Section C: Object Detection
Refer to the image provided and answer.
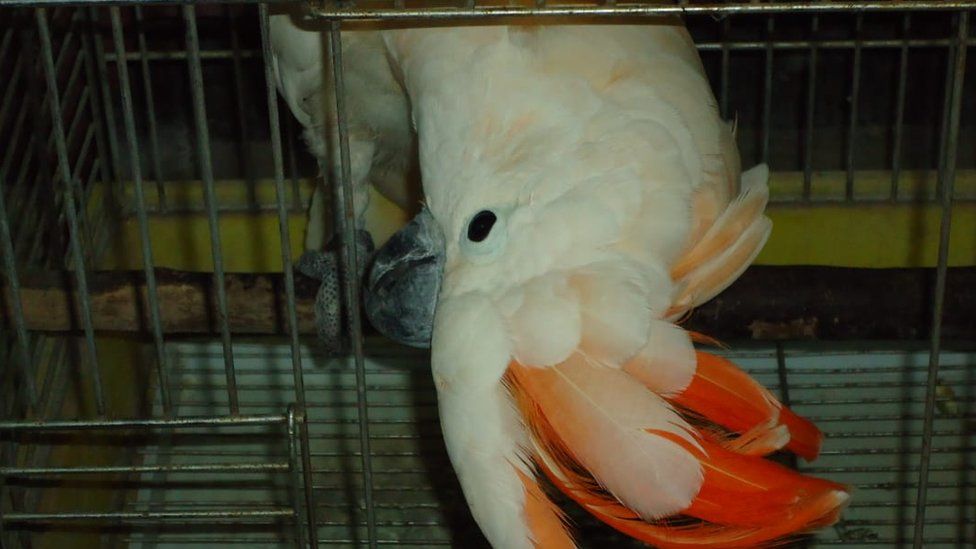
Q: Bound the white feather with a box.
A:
[622,319,697,396]
[431,293,535,549]
[509,273,580,367]
[534,353,704,519]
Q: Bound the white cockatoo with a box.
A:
[270,13,850,548]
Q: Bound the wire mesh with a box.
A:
[0,1,973,548]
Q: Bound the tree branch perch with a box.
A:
[0,267,973,341]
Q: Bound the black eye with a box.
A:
[466,210,497,242]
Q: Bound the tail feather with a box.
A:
[507,356,705,520]
[668,164,771,318]
[514,466,576,549]
[650,429,848,527]
[668,351,823,461]
[509,369,850,548]
[624,332,821,460]
[708,414,790,456]
[671,164,769,281]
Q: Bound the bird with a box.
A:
[270,14,851,547]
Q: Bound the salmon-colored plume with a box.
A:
[669,351,823,461]
[514,466,576,549]
[506,355,850,548]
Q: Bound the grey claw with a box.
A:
[295,230,377,356]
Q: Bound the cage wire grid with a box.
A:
[0,1,973,548]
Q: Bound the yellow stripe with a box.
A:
[759,203,975,268]
[95,172,976,271]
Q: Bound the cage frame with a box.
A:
[0,1,973,548]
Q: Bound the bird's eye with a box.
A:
[459,207,508,262]
[467,210,497,242]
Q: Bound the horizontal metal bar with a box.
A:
[122,537,302,544]
[697,37,976,51]
[2,0,970,15]
[104,49,260,62]
[0,0,291,5]
[2,462,289,476]
[0,414,288,432]
[3,509,295,522]
[97,37,976,68]
[309,2,976,21]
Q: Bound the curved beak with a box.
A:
[364,208,445,349]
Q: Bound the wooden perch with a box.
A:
[1,266,973,341]
[0,269,321,336]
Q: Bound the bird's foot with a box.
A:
[296,229,375,356]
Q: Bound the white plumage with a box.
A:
[272,17,848,549]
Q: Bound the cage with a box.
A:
[0,1,973,548]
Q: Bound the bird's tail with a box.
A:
[506,356,850,549]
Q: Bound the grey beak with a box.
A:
[364,208,445,349]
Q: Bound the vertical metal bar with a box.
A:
[0,55,26,174]
[21,26,57,253]
[0,495,5,548]
[775,344,799,473]
[845,13,864,202]
[761,16,774,165]
[286,406,307,548]
[110,7,172,416]
[934,24,958,202]
[258,2,306,429]
[35,8,105,416]
[134,6,167,212]
[258,6,318,548]
[283,111,302,211]
[803,16,819,200]
[78,9,114,189]
[297,406,319,547]
[0,27,13,75]
[913,12,967,549]
[228,6,255,208]
[891,13,911,201]
[88,8,123,188]
[183,4,239,415]
[719,16,730,120]
[0,172,37,413]
[328,21,377,549]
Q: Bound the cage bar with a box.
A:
[1,3,974,548]
[35,7,106,416]
[108,6,173,415]
[890,13,911,201]
[88,7,124,189]
[844,13,864,201]
[287,406,308,548]
[183,4,239,415]
[912,11,969,548]
[3,508,295,522]
[258,4,320,547]
[134,6,168,211]
[228,6,255,208]
[761,15,774,164]
[307,1,976,20]
[328,20,378,548]
[718,16,730,120]
[0,173,37,413]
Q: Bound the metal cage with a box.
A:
[0,1,973,548]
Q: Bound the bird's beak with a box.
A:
[364,208,445,349]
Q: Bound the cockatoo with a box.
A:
[272,12,850,548]
[268,5,423,348]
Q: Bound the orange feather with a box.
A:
[668,352,823,461]
[506,358,850,548]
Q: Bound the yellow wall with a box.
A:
[100,176,976,272]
